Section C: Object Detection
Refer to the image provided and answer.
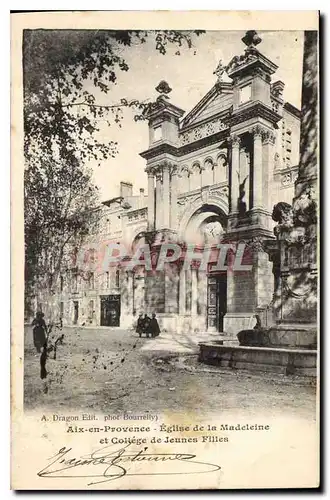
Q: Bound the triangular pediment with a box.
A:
[181,83,233,130]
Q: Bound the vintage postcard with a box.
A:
[11,11,320,490]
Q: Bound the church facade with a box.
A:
[48,31,301,335]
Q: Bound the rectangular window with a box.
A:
[105,271,109,289]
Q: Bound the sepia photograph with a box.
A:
[11,11,319,490]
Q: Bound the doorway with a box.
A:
[100,295,121,326]
[73,301,79,325]
[207,274,227,332]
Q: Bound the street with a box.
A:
[24,326,317,420]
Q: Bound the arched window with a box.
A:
[214,154,228,183]
[202,158,214,186]
[177,165,190,194]
[190,162,201,190]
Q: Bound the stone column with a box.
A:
[155,169,162,229]
[191,268,198,316]
[126,271,133,313]
[229,134,241,212]
[147,169,155,230]
[197,270,207,317]
[262,131,276,212]
[252,125,263,209]
[162,162,170,228]
[179,266,186,314]
[170,165,178,230]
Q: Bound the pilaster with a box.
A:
[155,169,163,229]
[228,134,241,213]
[251,125,264,209]
[146,168,155,230]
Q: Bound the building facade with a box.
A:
[48,31,302,335]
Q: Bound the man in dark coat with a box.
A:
[136,313,144,337]
[143,314,151,337]
[32,312,47,353]
[147,313,160,338]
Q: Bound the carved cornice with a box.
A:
[229,101,282,128]
[180,130,229,155]
[140,129,229,160]
[179,117,228,146]
[140,143,179,161]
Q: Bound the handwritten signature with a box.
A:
[37,444,221,485]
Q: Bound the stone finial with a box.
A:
[213,59,226,83]
[155,80,172,96]
[242,30,262,49]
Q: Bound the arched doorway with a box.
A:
[179,203,228,332]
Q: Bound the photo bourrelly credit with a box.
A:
[11,11,320,490]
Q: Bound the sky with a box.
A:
[90,30,304,201]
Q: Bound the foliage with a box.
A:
[23,29,204,305]
[23,29,204,164]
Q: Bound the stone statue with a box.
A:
[213,59,226,83]
[272,202,294,235]
[238,174,249,217]
[203,221,223,243]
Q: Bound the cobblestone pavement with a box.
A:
[24,326,317,420]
